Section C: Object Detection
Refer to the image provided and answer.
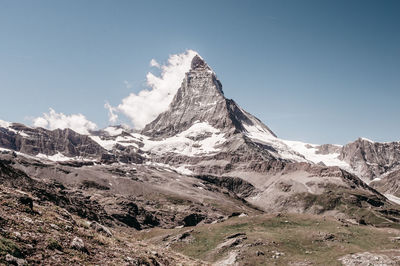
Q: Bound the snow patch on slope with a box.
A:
[243,123,275,141]
[0,147,88,163]
[0,120,11,128]
[360,137,375,143]
[145,162,193,175]
[36,152,74,162]
[243,123,308,162]
[0,120,30,137]
[90,135,140,150]
[385,194,400,205]
[142,122,226,156]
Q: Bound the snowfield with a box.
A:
[141,122,226,156]
[90,122,226,157]
[36,152,74,162]
[243,121,353,172]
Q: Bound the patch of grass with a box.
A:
[176,231,221,259]
[164,194,192,205]
[0,236,22,258]
[78,220,90,229]
[47,238,63,251]
[92,234,110,246]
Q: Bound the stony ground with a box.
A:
[0,184,206,265]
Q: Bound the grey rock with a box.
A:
[90,221,113,237]
[70,237,87,253]
[182,213,205,227]
[315,144,342,155]
[5,254,27,266]
[339,252,397,266]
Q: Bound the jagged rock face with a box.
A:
[339,138,400,181]
[142,55,275,139]
[0,123,106,158]
[371,169,400,197]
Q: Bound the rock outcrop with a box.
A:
[339,138,400,182]
[0,123,105,158]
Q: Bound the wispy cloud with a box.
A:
[123,80,133,89]
[104,102,118,124]
[150,59,160,68]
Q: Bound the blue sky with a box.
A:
[0,0,399,144]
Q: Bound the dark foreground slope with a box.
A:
[0,160,206,265]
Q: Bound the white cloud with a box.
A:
[104,102,118,124]
[150,59,160,68]
[33,108,97,135]
[116,49,198,129]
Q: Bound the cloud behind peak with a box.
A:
[116,49,198,129]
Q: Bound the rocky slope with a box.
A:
[0,162,207,265]
[371,168,400,198]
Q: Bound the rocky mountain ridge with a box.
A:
[1,54,399,210]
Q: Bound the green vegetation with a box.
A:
[0,237,22,258]
[164,194,192,205]
[47,238,63,251]
[143,214,400,265]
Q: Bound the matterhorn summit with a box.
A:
[142,54,276,141]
